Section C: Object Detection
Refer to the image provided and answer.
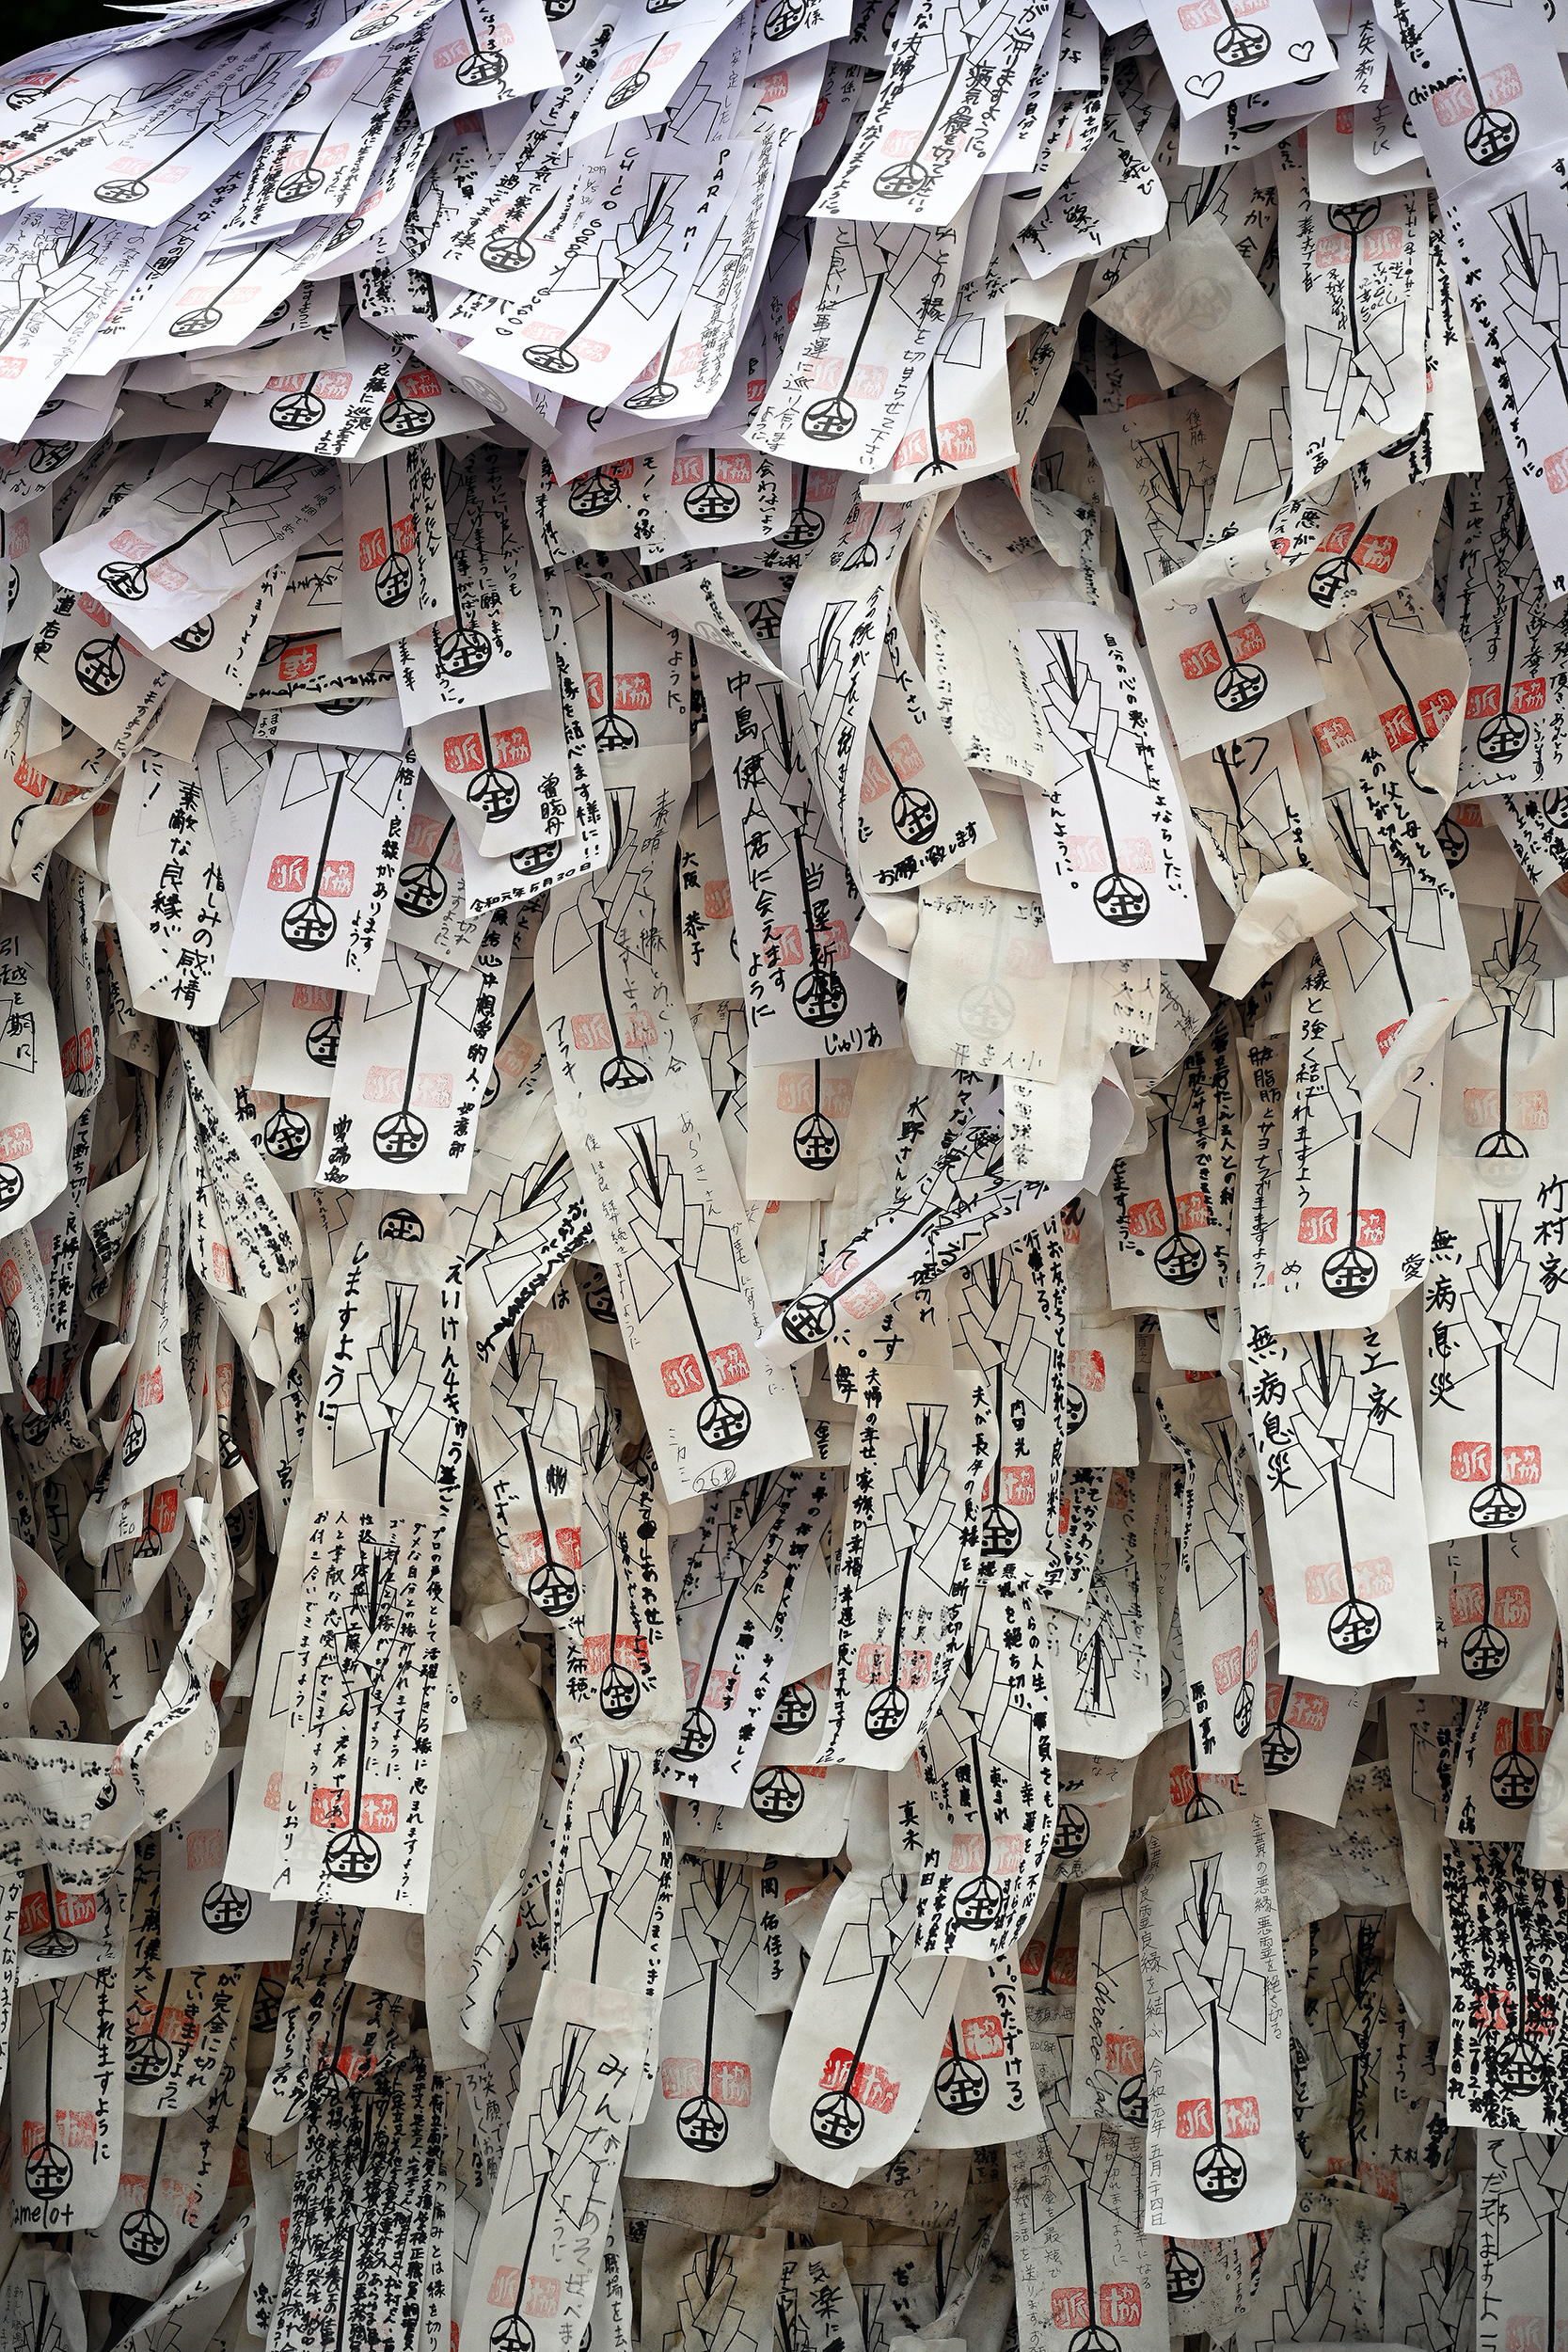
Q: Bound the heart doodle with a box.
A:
[1288,40,1315,57]
[1185,69,1224,96]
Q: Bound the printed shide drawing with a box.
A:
[0,0,1563,2331]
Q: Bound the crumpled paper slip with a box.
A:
[1088,211,1286,387]
[1212,866,1360,998]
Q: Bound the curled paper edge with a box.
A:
[1211,868,1359,1000]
